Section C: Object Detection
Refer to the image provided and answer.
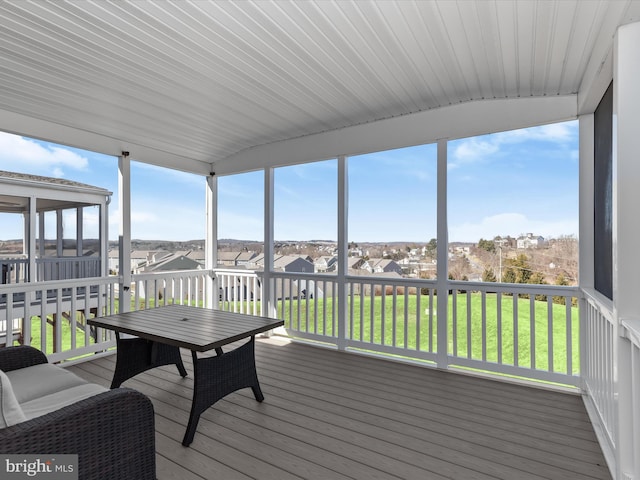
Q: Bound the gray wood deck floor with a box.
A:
[68,337,611,480]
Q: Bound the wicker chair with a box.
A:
[0,346,156,480]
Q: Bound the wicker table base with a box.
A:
[183,336,263,446]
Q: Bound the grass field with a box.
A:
[279,292,580,375]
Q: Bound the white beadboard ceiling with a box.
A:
[0,0,638,175]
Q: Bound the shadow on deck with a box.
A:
[68,338,610,480]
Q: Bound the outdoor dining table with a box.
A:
[88,304,283,446]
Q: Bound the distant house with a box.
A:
[368,258,403,275]
[517,233,545,249]
[273,255,314,273]
[133,253,204,300]
[217,251,240,267]
[347,257,367,271]
[217,250,257,267]
[135,253,202,274]
[236,251,256,266]
[185,250,206,266]
[314,255,337,272]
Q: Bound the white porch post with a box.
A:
[76,207,83,256]
[436,139,449,369]
[263,167,275,318]
[101,200,109,277]
[337,155,348,350]
[205,174,217,309]
[612,21,640,480]
[56,209,63,257]
[27,196,37,283]
[118,153,132,312]
[578,113,595,391]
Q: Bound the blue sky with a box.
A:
[0,119,578,243]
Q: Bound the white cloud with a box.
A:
[0,132,89,175]
[450,212,578,242]
[449,120,578,167]
[452,138,500,163]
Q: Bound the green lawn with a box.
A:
[279,292,579,375]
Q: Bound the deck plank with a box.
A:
[68,338,611,480]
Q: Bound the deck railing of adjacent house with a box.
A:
[0,269,215,364]
[38,256,102,281]
[215,269,581,388]
[0,257,27,284]
[1,256,102,284]
[0,276,118,364]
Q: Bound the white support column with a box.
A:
[27,197,37,283]
[100,201,109,278]
[205,174,217,309]
[263,167,275,318]
[38,211,45,259]
[436,139,449,369]
[578,113,595,390]
[56,209,63,257]
[337,155,348,350]
[118,153,132,312]
[613,21,640,480]
[76,207,83,256]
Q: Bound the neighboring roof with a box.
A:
[0,170,112,213]
[0,171,110,194]
[0,1,637,175]
[141,254,201,272]
[273,255,313,269]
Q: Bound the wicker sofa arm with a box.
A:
[0,388,156,480]
[0,345,48,372]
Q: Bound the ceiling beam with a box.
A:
[215,95,577,175]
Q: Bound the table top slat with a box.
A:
[88,305,283,352]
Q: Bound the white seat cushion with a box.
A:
[21,383,108,420]
[0,369,27,428]
[5,363,88,404]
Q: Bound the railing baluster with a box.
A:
[392,285,397,347]
[481,291,487,362]
[466,290,472,359]
[497,291,502,365]
[513,293,519,367]
[370,282,375,344]
[547,296,554,372]
[566,297,572,375]
[452,289,458,357]
[530,294,536,370]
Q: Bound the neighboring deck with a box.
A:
[68,337,611,480]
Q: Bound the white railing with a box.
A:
[131,269,214,309]
[0,269,215,364]
[269,271,340,344]
[448,281,580,386]
[0,267,583,388]
[0,276,118,364]
[216,268,263,316]
[213,269,581,387]
[620,318,640,479]
[582,288,616,463]
[38,257,102,281]
[0,257,28,284]
[1,256,101,284]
